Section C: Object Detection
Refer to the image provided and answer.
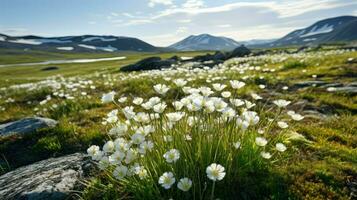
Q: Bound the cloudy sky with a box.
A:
[0,0,356,46]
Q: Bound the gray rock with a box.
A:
[329,86,357,94]
[346,82,357,87]
[228,45,251,58]
[0,153,91,200]
[294,81,327,88]
[120,56,176,71]
[302,110,328,119]
[0,117,57,137]
[320,83,343,88]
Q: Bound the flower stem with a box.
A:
[210,181,216,200]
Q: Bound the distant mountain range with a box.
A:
[260,15,357,48]
[0,16,356,52]
[168,34,240,51]
[0,34,161,52]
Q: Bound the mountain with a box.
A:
[169,34,240,51]
[0,34,162,52]
[239,39,277,46]
[265,16,357,47]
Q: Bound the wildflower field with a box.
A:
[0,47,356,200]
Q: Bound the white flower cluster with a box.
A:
[87,78,304,194]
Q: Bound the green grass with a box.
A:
[0,47,356,199]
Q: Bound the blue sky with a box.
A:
[0,0,356,46]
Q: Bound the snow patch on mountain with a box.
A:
[82,37,117,42]
[299,24,334,37]
[8,38,72,45]
[78,44,117,52]
[56,47,74,51]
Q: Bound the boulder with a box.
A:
[120,56,176,71]
[346,82,357,87]
[41,66,59,71]
[320,83,343,88]
[0,153,93,200]
[293,81,327,88]
[328,86,357,95]
[0,117,57,137]
[228,45,251,58]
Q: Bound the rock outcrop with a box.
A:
[0,117,58,137]
[120,56,176,71]
[0,153,93,200]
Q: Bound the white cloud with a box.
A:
[177,19,192,23]
[176,26,188,34]
[152,0,357,20]
[148,0,173,8]
[217,24,232,28]
[182,0,204,9]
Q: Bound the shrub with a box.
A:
[283,60,307,70]
[86,80,302,199]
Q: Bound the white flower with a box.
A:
[163,149,180,163]
[154,84,169,95]
[214,99,228,112]
[109,151,125,164]
[251,93,262,100]
[118,96,127,103]
[101,91,115,103]
[125,148,137,164]
[212,83,226,91]
[153,102,167,113]
[172,101,184,110]
[135,166,148,179]
[287,111,304,121]
[158,172,176,189]
[277,121,289,129]
[113,165,128,180]
[242,111,259,125]
[138,140,154,154]
[141,101,153,110]
[244,100,256,109]
[177,178,192,192]
[103,141,115,153]
[114,138,130,152]
[261,151,272,159]
[276,143,287,152]
[199,86,214,97]
[148,96,161,106]
[230,99,245,107]
[233,141,241,149]
[206,163,226,181]
[133,97,144,105]
[166,112,185,122]
[134,112,150,123]
[221,107,236,119]
[236,118,250,130]
[273,99,291,108]
[221,91,231,98]
[173,79,187,87]
[131,133,145,144]
[291,114,304,121]
[108,123,128,136]
[87,145,99,157]
[122,106,135,119]
[230,80,245,89]
[255,137,268,147]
